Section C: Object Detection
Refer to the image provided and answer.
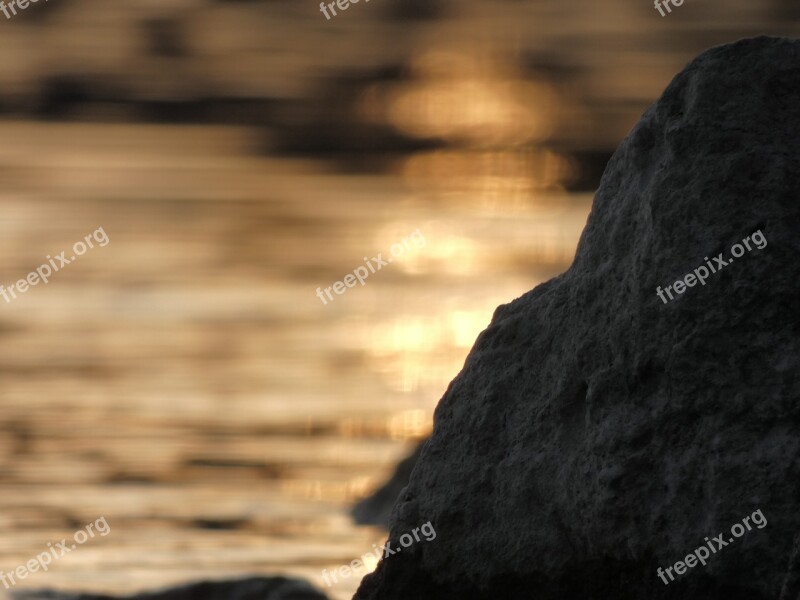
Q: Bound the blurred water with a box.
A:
[0,121,587,599]
[0,1,798,599]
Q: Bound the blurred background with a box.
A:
[0,1,799,599]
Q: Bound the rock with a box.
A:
[352,442,426,527]
[14,577,329,600]
[354,36,800,600]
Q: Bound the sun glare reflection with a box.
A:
[399,149,574,210]
[358,50,558,146]
[362,308,492,394]
[387,79,555,145]
[388,409,430,440]
[280,476,374,503]
[380,220,479,276]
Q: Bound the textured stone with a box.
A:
[15,577,328,600]
[355,36,800,600]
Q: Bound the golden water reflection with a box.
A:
[0,120,590,600]
[360,51,558,146]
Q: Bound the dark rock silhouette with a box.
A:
[15,577,328,600]
[352,442,425,527]
[354,36,800,600]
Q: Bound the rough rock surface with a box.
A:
[354,36,800,600]
[14,577,328,600]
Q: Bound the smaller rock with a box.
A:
[13,577,329,600]
[352,442,425,527]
